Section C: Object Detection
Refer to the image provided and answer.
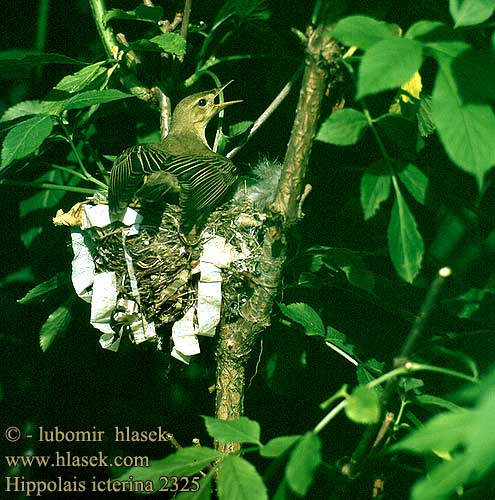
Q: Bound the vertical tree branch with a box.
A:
[214,2,340,454]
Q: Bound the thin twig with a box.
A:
[0,179,98,195]
[180,0,192,41]
[152,87,172,140]
[227,65,303,159]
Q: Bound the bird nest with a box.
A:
[83,198,266,331]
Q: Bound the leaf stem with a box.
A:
[314,400,347,434]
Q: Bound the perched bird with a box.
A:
[108,83,242,232]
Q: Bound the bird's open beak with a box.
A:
[214,80,243,110]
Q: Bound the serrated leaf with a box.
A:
[285,432,322,496]
[0,50,85,74]
[360,160,392,219]
[326,327,358,359]
[202,416,261,445]
[40,299,73,351]
[357,38,424,99]
[331,16,397,50]
[44,89,133,114]
[54,61,107,93]
[450,0,495,27]
[147,33,187,56]
[176,471,213,500]
[217,455,267,500]
[345,385,381,424]
[1,115,53,169]
[260,435,301,458]
[316,108,369,146]
[387,187,424,282]
[104,6,163,23]
[18,273,69,305]
[398,164,428,204]
[117,447,222,486]
[0,100,43,122]
[279,303,325,337]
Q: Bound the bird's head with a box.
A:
[170,81,242,144]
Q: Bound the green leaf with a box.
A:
[176,472,214,500]
[309,246,375,291]
[417,95,436,137]
[0,50,86,74]
[1,115,53,170]
[285,432,322,496]
[405,20,447,40]
[40,299,73,352]
[202,416,261,445]
[357,38,423,99]
[397,164,428,205]
[104,6,164,23]
[360,160,392,219]
[411,456,471,500]
[117,447,222,486]
[387,186,424,282]
[450,0,495,27]
[279,303,325,337]
[42,89,133,115]
[18,273,69,305]
[260,435,301,458]
[431,56,495,187]
[326,327,358,360]
[316,109,369,146]
[217,455,267,500]
[54,61,107,93]
[0,100,43,122]
[215,0,270,25]
[392,411,471,454]
[132,33,187,56]
[411,394,464,413]
[331,16,397,50]
[0,266,35,288]
[345,385,381,424]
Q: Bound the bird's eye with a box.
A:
[197,98,207,107]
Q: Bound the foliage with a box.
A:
[1,1,495,499]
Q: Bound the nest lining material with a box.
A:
[85,197,266,332]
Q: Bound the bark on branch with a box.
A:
[214,4,340,454]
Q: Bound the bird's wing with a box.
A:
[108,144,170,213]
[162,155,238,215]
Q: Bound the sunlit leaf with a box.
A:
[450,0,495,27]
[316,109,369,146]
[44,89,133,114]
[18,273,69,305]
[54,61,107,93]
[260,435,301,458]
[331,15,397,50]
[345,385,381,424]
[217,455,267,500]
[387,186,424,282]
[176,472,214,500]
[357,38,423,99]
[0,100,43,122]
[1,115,53,170]
[279,303,325,337]
[202,416,261,445]
[117,447,222,487]
[285,432,322,496]
[148,33,187,56]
